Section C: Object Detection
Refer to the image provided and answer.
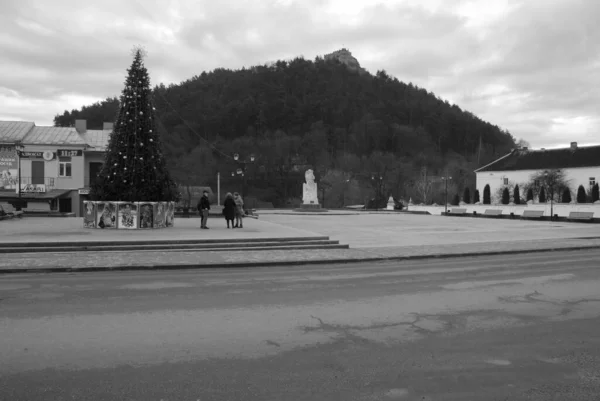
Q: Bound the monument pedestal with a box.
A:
[294,203,328,213]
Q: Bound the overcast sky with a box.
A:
[0,0,598,149]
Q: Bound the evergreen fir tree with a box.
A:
[501,187,510,204]
[473,189,480,203]
[463,187,471,204]
[526,188,534,202]
[562,188,572,203]
[576,185,587,203]
[90,48,179,202]
[513,184,521,204]
[539,186,546,203]
[452,193,460,206]
[483,184,491,204]
[593,183,600,202]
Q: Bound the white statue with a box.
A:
[302,169,319,205]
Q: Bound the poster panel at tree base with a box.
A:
[118,202,139,230]
[138,202,156,229]
[165,202,175,227]
[96,202,117,229]
[154,202,167,228]
[83,201,96,228]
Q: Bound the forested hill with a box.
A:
[54,52,516,207]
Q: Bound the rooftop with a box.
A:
[476,144,600,172]
[0,121,35,143]
[0,120,112,150]
[24,126,87,146]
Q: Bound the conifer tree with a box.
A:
[483,184,491,204]
[90,48,179,202]
[473,189,480,203]
[593,183,600,202]
[463,187,471,204]
[562,188,572,203]
[501,187,510,204]
[539,186,546,203]
[526,188,534,202]
[513,184,521,204]
[576,185,587,203]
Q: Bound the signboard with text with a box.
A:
[0,145,17,169]
[57,149,83,157]
[0,145,18,190]
[19,151,56,160]
[18,184,46,194]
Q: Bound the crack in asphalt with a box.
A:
[499,291,600,308]
[305,313,444,340]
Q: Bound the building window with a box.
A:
[59,161,72,177]
[590,177,596,187]
[503,177,509,185]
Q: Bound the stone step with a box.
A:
[0,236,331,248]
[0,242,349,254]
[0,238,346,254]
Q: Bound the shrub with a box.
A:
[562,188,572,203]
[474,189,480,203]
[452,193,460,206]
[483,185,491,204]
[463,187,471,204]
[593,183,600,202]
[577,185,587,203]
[526,188,534,202]
[539,186,546,203]
[501,187,510,205]
[513,185,521,204]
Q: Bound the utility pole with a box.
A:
[217,172,220,206]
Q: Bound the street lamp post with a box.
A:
[15,142,24,211]
[371,174,383,210]
[232,153,255,199]
[544,171,554,221]
[442,175,452,214]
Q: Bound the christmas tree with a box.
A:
[90,48,179,202]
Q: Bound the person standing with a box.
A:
[233,192,244,228]
[197,190,211,229]
[223,192,236,228]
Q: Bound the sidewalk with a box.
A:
[2,237,600,274]
[2,213,600,273]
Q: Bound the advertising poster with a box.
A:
[138,202,156,229]
[83,201,96,228]
[118,202,138,230]
[154,202,166,229]
[96,202,117,229]
[0,145,17,190]
[165,202,175,227]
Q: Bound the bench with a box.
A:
[448,208,467,215]
[521,210,544,219]
[568,211,594,221]
[483,209,503,217]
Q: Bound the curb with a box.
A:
[2,244,600,275]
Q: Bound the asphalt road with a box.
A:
[2,249,600,400]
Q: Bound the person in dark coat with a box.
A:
[197,190,211,229]
[222,192,236,228]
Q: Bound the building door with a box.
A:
[32,161,45,185]
[59,198,72,213]
[89,162,103,187]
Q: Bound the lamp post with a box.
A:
[232,153,255,199]
[544,171,554,221]
[371,174,383,210]
[442,175,452,214]
[15,142,24,211]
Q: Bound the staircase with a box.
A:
[0,236,349,254]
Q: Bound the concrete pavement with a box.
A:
[1,213,600,272]
[2,249,600,400]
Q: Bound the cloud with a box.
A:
[0,0,598,149]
